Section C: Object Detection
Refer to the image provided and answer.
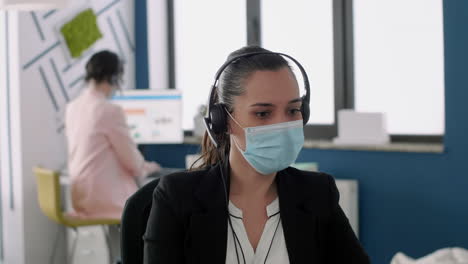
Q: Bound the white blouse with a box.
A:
[226,198,290,264]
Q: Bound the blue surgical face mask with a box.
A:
[227,111,304,175]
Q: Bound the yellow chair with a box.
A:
[33,167,120,264]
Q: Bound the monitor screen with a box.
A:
[111,89,183,144]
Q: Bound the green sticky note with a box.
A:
[60,8,102,58]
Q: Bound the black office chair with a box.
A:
[121,177,160,264]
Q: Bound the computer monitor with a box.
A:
[111,89,183,144]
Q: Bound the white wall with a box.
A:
[0,1,135,263]
[147,0,168,89]
[1,11,26,264]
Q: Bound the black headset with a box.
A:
[203,51,311,148]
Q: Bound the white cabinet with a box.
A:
[336,179,359,237]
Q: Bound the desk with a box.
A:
[60,167,183,186]
[140,167,183,185]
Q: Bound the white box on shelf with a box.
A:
[333,109,390,145]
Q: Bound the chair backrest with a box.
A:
[33,167,65,224]
[121,177,160,264]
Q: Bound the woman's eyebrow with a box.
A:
[249,98,302,107]
[288,98,302,104]
[250,103,274,107]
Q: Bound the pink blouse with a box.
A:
[65,88,146,219]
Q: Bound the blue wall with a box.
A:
[136,1,468,263]
[134,0,148,89]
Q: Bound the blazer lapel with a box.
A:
[189,163,229,264]
[277,169,321,264]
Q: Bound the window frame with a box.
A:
[167,0,444,143]
[347,0,443,143]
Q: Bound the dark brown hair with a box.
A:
[85,50,123,85]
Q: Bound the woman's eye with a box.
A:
[289,108,301,115]
[255,111,271,118]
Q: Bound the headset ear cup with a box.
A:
[210,104,228,134]
[301,97,310,125]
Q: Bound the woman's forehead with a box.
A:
[240,68,300,101]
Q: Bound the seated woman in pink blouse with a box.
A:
[65,50,160,220]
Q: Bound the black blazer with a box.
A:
[143,164,370,264]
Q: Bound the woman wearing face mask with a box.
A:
[143,46,370,264]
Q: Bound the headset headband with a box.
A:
[206,52,310,118]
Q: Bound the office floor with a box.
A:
[69,226,116,264]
